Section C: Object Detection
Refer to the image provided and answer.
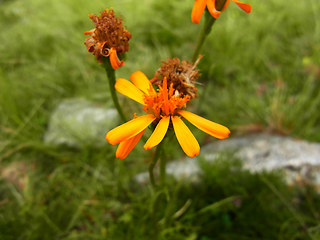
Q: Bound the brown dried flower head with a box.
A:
[151,57,201,99]
[84,9,132,69]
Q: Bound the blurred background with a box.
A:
[1,0,320,239]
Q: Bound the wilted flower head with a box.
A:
[151,57,201,99]
[106,71,230,159]
[192,0,251,24]
[84,9,132,69]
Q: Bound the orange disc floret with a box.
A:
[143,77,190,118]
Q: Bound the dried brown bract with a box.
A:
[151,57,201,99]
[84,9,132,69]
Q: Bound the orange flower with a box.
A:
[84,9,132,69]
[191,0,251,24]
[106,71,230,159]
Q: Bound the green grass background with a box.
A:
[1,0,320,239]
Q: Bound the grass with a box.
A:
[0,0,320,239]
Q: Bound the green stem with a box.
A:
[103,59,127,122]
[149,143,163,188]
[159,149,166,186]
[159,131,174,187]
[192,10,217,63]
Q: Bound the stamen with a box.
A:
[143,77,191,119]
[162,77,169,115]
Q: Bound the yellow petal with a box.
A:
[116,130,145,159]
[115,78,145,105]
[206,0,221,19]
[191,0,207,24]
[171,116,200,157]
[232,0,251,13]
[179,110,230,139]
[130,71,155,94]
[106,114,156,145]
[144,116,170,150]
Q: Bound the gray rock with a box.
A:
[44,99,119,147]
[202,134,320,168]
[136,134,320,187]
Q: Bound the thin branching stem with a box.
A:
[159,149,166,186]
[103,59,127,122]
[149,142,163,188]
[192,11,216,62]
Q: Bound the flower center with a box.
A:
[143,77,190,119]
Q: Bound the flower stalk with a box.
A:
[159,150,166,186]
[191,0,251,62]
[149,140,167,188]
[149,143,163,188]
[103,59,127,122]
[192,10,216,62]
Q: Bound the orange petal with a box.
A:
[162,77,169,115]
[130,71,155,94]
[106,114,156,145]
[144,116,170,150]
[232,0,251,13]
[179,110,230,139]
[221,0,231,11]
[84,29,95,35]
[115,78,145,105]
[206,0,221,19]
[116,130,145,159]
[191,0,207,24]
[109,48,125,69]
[171,116,200,157]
